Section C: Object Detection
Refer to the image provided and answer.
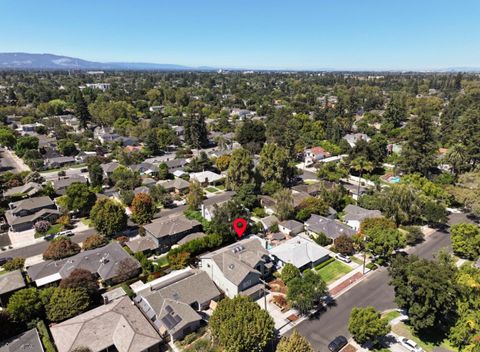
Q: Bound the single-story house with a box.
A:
[0,328,44,352]
[270,234,330,271]
[50,296,162,352]
[200,191,236,221]
[343,204,382,231]
[343,133,371,148]
[259,215,280,232]
[164,159,188,173]
[44,156,76,168]
[199,236,273,299]
[5,196,59,232]
[101,161,120,178]
[125,236,158,254]
[3,182,42,199]
[130,162,159,176]
[305,214,356,241]
[158,178,190,194]
[0,270,26,306]
[50,175,88,195]
[143,213,201,253]
[27,243,141,287]
[190,171,224,185]
[134,269,221,341]
[75,151,97,163]
[278,220,304,236]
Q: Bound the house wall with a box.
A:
[346,219,360,231]
[200,258,239,298]
[171,320,201,341]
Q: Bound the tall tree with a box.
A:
[235,120,266,154]
[350,157,374,203]
[90,199,127,237]
[274,188,295,221]
[131,193,156,224]
[258,143,292,186]
[348,306,390,345]
[73,90,90,128]
[226,148,256,191]
[64,182,96,215]
[186,180,204,210]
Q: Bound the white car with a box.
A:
[399,337,424,352]
[335,253,352,263]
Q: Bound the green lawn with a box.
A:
[216,185,225,190]
[205,187,219,193]
[350,255,364,265]
[316,260,353,284]
[382,310,401,322]
[34,223,62,238]
[392,322,458,352]
[304,180,319,185]
[81,217,93,227]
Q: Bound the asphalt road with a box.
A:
[292,214,461,352]
[0,147,29,173]
[0,228,96,260]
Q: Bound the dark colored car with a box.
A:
[328,335,348,352]
[0,257,13,266]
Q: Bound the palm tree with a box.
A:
[446,144,468,177]
[351,157,374,204]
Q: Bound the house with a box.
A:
[259,215,279,232]
[0,328,44,352]
[125,236,158,254]
[305,214,356,242]
[304,147,331,166]
[164,159,188,173]
[101,286,127,304]
[134,269,221,341]
[85,82,111,91]
[343,133,371,148]
[200,191,235,221]
[259,195,277,215]
[143,213,201,253]
[0,270,26,306]
[199,237,273,299]
[101,161,120,178]
[158,178,190,194]
[270,234,330,271]
[3,182,42,198]
[5,196,59,232]
[50,296,161,352]
[75,150,97,163]
[44,156,76,168]
[133,186,151,195]
[130,162,159,176]
[50,175,88,195]
[27,243,141,287]
[343,204,382,231]
[190,171,224,185]
[278,220,304,236]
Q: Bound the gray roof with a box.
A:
[0,328,44,352]
[305,214,356,239]
[5,208,60,226]
[343,204,382,222]
[270,234,330,269]
[164,159,187,169]
[9,196,54,212]
[27,243,140,283]
[158,178,190,191]
[51,297,160,352]
[279,219,304,231]
[126,236,158,253]
[200,238,268,286]
[136,270,220,336]
[101,161,120,174]
[202,191,236,208]
[260,215,279,229]
[0,270,26,295]
[50,176,87,190]
[144,214,200,239]
[130,162,159,173]
[3,182,42,197]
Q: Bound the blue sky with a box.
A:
[1,0,479,70]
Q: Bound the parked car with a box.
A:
[336,253,352,263]
[0,257,13,266]
[328,335,348,352]
[57,230,74,237]
[399,337,424,352]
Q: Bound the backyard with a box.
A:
[316,259,353,284]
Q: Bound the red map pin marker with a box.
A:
[233,218,247,238]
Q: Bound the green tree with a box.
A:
[131,192,156,224]
[274,188,294,221]
[15,135,39,157]
[364,225,404,263]
[286,270,327,315]
[235,120,266,154]
[383,94,407,128]
[281,263,301,284]
[158,162,169,180]
[233,183,258,210]
[258,143,292,185]
[57,139,78,156]
[351,157,374,203]
[59,268,98,296]
[388,255,457,332]
[90,199,127,236]
[348,306,390,345]
[276,330,313,352]
[7,288,43,323]
[88,163,103,187]
[451,223,480,260]
[184,115,209,148]
[46,287,91,322]
[73,89,90,127]
[2,257,25,271]
[209,296,275,352]
[186,180,204,210]
[64,182,96,215]
[226,148,256,191]
[215,154,231,171]
[82,234,108,250]
[0,127,16,148]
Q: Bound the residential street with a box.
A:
[0,147,30,173]
[291,214,462,352]
[0,228,95,260]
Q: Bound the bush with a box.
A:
[311,232,332,246]
[2,257,25,271]
[333,235,355,255]
[46,288,91,322]
[281,263,300,284]
[314,257,335,271]
[43,237,81,260]
[82,234,108,250]
[34,220,51,234]
[404,226,424,245]
[366,262,378,271]
[37,320,57,352]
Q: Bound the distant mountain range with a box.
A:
[0,53,216,71]
[0,52,479,72]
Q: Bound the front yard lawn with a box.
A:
[382,310,401,322]
[392,322,458,352]
[34,223,62,238]
[205,187,219,193]
[316,259,353,284]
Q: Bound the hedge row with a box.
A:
[314,257,335,271]
[37,320,57,352]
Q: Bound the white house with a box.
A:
[190,171,224,185]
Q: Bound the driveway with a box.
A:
[0,147,30,173]
[290,214,459,351]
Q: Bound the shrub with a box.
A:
[43,237,81,260]
[314,257,335,271]
[34,220,51,234]
[2,257,25,271]
[46,287,91,322]
[334,235,355,255]
[311,232,332,246]
[82,234,108,250]
[404,226,424,245]
[37,320,56,352]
